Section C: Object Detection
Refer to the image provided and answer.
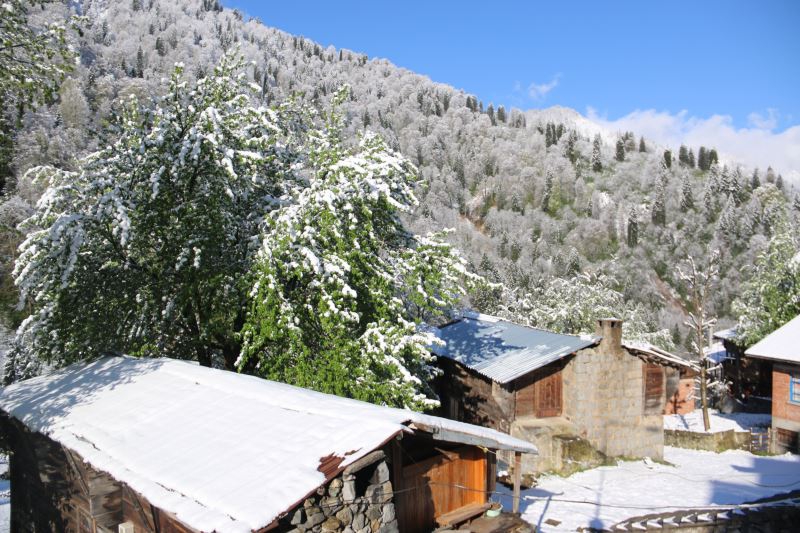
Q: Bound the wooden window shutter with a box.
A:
[643,363,663,414]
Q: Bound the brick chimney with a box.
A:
[596,317,623,354]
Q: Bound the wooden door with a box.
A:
[396,446,487,532]
[535,370,562,417]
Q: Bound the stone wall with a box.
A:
[562,343,664,460]
[664,429,751,452]
[279,451,398,533]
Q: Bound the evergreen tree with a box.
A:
[615,138,625,162]
[591,134,602,172]
[708,148,719,166]
[156,36,167,56]
[663,149,672,168]
[766,166,776,184]
[678,145,689,166]
[680,172,694,210]
[639,137,646,153]
[651,181,666,225]
[487,104,496,126]
[565,130,578,164]
[542,170,554,213]
[750,168,761,190]
[627,207,639,247]
[776,174,784,190]
[697,146,708,171]
[135,46,145,78]
[496,105,506,123]
[688,148,696,168]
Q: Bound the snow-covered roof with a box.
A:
[0,357,536,533]
[745,315,800,364]
[622,341,699,371]
[432,313,598,383]
[713,327,738,341]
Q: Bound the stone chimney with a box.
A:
[596,317,623,355]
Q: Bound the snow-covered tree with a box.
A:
[239,93,479,410]
[675,252,721,431]
[733,230,800,347]
[6,53,299,380]
[488,273,673,349]
[591,134,602,172]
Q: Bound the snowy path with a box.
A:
[497,446,800,532]
[664,409,771,433]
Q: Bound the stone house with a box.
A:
[745,314,800,453]
[432,314,695,474]
[0,356,536,533]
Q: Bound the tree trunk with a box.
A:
[700,364,711,431]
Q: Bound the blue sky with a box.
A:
[224,1,798,130]
[223,1,800,178]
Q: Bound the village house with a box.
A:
[432,314,695,474]
[745,314,800,453]
[713,327,772,408]
[0,356,536,533]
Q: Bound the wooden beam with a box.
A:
[512,451,521,514]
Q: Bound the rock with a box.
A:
[378,523,398,533]
[366,505,382,521]
[381,503,395,523]
[321,517,342,532]
[307,511,325,528]
[342,480,357,502]
[369,462,390,485]
[290,507,306,525]
[336,507,353,525]
[370,519,381,532]
[322,496,343,515]
[352,513,366,530]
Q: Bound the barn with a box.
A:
[432,314,695,473]
[0,356,536,532]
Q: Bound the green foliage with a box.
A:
[733,231,800,347]
[239,104,479,409]
[7,53,298,379]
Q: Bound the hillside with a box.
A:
[1,0,798,352]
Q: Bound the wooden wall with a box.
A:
[1,411,196,533]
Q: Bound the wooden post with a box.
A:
[512,451,521,514]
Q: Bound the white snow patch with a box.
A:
[499,446,800,532]
[664,409,771,434]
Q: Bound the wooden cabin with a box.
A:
[745,315,800,453]
[433,314,695,474]
[0,357,536,533]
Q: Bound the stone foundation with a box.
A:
[279,451,399,533]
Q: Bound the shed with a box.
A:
[0,356,536,532]
[433,314,693,473]
[745,314,800,453]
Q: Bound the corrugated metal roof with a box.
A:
[432,314,598,383]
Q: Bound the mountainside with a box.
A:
[2,0,799,352]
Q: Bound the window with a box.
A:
[790,375,800,404]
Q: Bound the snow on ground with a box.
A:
[0,454,8,533]
[497,446,800,532]
[664,409,771,433]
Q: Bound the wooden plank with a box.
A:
[535,369,562,417]
[512,451,521,514]
[435,501,491,527]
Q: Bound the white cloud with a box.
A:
[585,108,800,184]
[528,74,561,100]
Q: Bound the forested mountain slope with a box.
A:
[1,0,798,352]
